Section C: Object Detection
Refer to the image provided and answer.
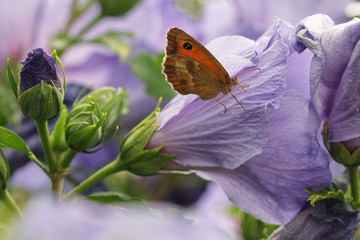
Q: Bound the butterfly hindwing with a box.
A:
[163,54,222,100]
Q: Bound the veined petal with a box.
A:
[195,91,332,224]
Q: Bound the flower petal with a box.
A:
[149,98,268,169]
[195,91,332,224]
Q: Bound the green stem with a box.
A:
[60,149,79,169]
[35,121,57,174]
[348,166,359,204]
[0,189,24,219]
[64,160,125,199]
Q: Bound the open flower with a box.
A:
[295,15,360,151]
[148,19,290,169]
[147,20,332,224]
[194,92,332,224]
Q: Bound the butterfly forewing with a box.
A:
[164,27,230,84]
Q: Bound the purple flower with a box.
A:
[148,19,290,169]
[146,20,333,224]
[6,196,232,240]
[268,199,360,240]
[194,92,332,224]
[20,48,61,94]
[295,15,360,149]
[200,0,352,40]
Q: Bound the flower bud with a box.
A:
[120,99,173,176]
[65,103,106,152]
[77,87,127,131]
[18,48,63,121]
[322,122,360,166]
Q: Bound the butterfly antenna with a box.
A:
[229,91,245,111]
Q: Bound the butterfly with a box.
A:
[162,27,255,113]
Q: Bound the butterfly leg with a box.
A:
[216,94,227,114]
[229,91,246,111]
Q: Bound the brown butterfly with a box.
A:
[162,27,253,113]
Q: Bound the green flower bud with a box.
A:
[77,87,127,131]
[323,121,360,166]
[65,102,106,152]
[120,99,173,176]
[18,48,63,122]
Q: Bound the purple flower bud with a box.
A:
[20,48,61,94]
[268,200,360,240]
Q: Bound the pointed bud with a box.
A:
[323,122,360,166]
[18,48,63,121]
[65,102,106,152]
[120,99,174,176]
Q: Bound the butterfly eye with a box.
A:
[183,42,192,50]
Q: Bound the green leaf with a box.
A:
[129,53,176,99]
[98,0,140,17]
[6,58,18,99]
[0,127,31,155]
[0,150,10,191]
[87,191,145,204]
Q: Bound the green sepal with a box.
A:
[18,81,63,122]
[87,191,145,205]
[51,49,66,93]
[305,184,358,208]
[129,52,176,98]
[51,105,68,152]
[0,126,31,155]
[120,98,174,175]
[125,146,174,176]
[120,98,161,159]
[6,58,19,99]
[0,150,10,192]
[322,121,360,166]
[77,87,128,130]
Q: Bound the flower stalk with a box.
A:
[64,160,125,198]
[348,166,359,205]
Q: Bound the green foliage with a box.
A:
[0,127,31,155]
[230,207,278,240]
[129,53,176,99]
[97,0,140,17]
[0,151,10,191]
[87,191,145,205]
[93,32,133,61]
